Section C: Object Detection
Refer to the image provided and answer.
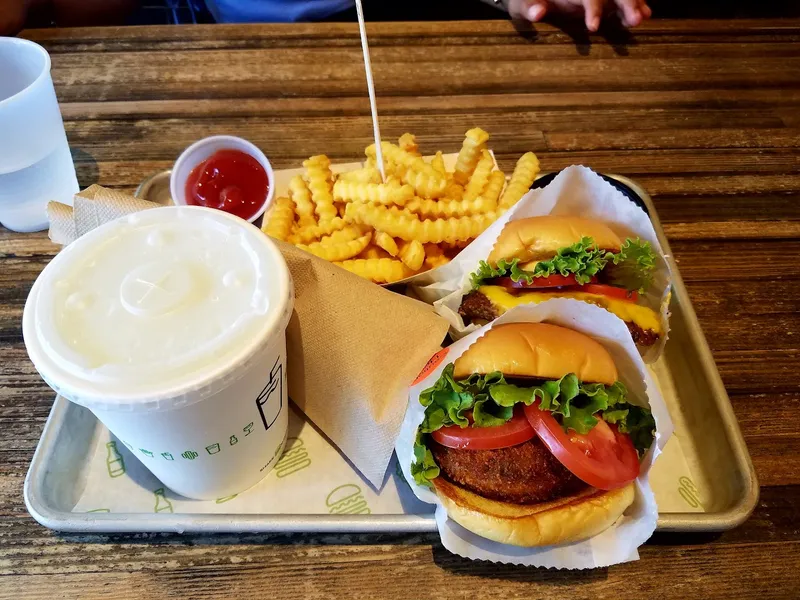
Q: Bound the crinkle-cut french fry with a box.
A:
[333,179,413,207]
[303,154,338,224]
[289,175,317,228]
[338,167,382,184]
[499,151,540,209]
[367,142,446,194]
[481,169,506,208]
[289,216,347,244]
[402,168,447,199]
[453,127,489,185]
[444,180,464,201]
[406,195,496,219]
[398,239,425,271]
[398,133,420,156]
[463,149,494,201]
[334,258,414,284]
[317,225,363,246]
[297,231,372,262]
[424,253,450,270]
[358,244,393,260]
[263,196,295,241]
[337,202,347,218]
[374,231,399,256]
[344,203,496,244]
[430,151,446,176]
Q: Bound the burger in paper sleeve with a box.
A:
[410,321,657,547]
[458,216,662,349]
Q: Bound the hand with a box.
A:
[508,0,652,32]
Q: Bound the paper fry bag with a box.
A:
[395,299,674,568]
[47,186,450,487]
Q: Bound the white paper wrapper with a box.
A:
[396,299,674,568]
[420,166,672,363]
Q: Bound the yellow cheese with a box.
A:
[478,285,662,334]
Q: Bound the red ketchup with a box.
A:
[185,149,269,221]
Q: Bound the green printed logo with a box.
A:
[206,443,221,455]
[215,494,238,504]
[123,441,134,451]
[139,449,154,458]
[243,422,254,436]
[153,487,174,513]
[87,508,111,513]
[275,437,311,478]
[678,476,703,509]
[229,435,238,446]
[105,441,126,478]
[326,484,371,515]
[161,452,174,461]
[181,450,199,460]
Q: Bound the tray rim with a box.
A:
[24,173,759,534]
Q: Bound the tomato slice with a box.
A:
[431,409,535,450]
[494,274,597,289]
[579,284,639,303]
[523,402,640,490]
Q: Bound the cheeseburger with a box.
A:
[411,322,655,547]
[459,216,661,347]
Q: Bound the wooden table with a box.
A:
[1,19,799,599]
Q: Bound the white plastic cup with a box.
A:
[23,206,294,499]
[0,37,79,232]
[170,135,276,224]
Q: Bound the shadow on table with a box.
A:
[512,17,638,57]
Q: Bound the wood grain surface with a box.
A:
[1,19,800,599]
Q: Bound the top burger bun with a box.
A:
[453,322,618,385]
[487,216,622,266]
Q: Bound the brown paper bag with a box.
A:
[47,187,449,487]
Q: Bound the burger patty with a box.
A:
[431,438,588,505]
[459,290,659,347]
[458,291,499,323]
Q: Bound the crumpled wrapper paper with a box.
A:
[47,186,449,488]
[396,299,674,568]
[416,166,672,363]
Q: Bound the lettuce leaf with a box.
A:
[410,364,655,487]
[470,236,656,292]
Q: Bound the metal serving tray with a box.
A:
[24,173,758,533]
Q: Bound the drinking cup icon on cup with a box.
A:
[256,358,283,432]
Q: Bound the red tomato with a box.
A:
[523,402,640,490]
[495,274,597,289]
[431,409,535,450]
[580,284,639,303]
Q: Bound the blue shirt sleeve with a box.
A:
[206,0,355,22]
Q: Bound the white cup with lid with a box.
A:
[23,206,294,500]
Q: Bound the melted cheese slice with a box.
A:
[478,285,662,334]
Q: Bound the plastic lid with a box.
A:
[23,206,293,412]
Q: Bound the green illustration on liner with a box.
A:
[87,508,111,513]
[229,435,238,446]
[206,443,221,455]
[154,488,174,513]
[325,484,371,515]
[181,450,199,460]
[161,452,174,461]
[678,476,703,509]
[243,422,254,436]
[139,448,154,458]
[105,441,126,478]
[274,437,311,478]
[215,494,238,504]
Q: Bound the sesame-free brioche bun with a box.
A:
[453,322,618,385]
[487,216,622,266]
[433,477,635,547]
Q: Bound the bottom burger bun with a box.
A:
[433,477,635,548]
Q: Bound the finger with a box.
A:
[615,0,641,26]
[639,1,652,19]
[508,0,548,21]
[583,0,603,31]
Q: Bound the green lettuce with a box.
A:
[470,236,656,292]
[410,364,656,488]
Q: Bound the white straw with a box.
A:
[354,0,385,182]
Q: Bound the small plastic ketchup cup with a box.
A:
[170,136,275,224]
[185,149,268,221]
